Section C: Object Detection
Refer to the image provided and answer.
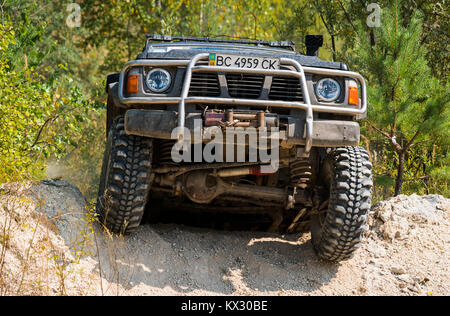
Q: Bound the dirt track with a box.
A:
[0,180,448,296]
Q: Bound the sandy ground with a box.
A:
[0,180,448,296]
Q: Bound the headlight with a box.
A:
[146,68,171,93]
[315,78,341,102]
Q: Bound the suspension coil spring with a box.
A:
[290,158,312,189]
[159,140,177,165]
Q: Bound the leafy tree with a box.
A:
[288,0,448,81]
[350,5,449,195]
[82,0,299,71]
[395,0,449,81]
[0,15,99,183]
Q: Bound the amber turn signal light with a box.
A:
[127,74,139,94]
[348,86,359,106]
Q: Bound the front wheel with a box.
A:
[96,116,153,234]
[311,147,373,262]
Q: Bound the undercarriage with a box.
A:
[149,139,318,233]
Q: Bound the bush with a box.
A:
[0,21,100,184]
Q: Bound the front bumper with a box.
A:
[124,109,360,147]
[118,53,367,154]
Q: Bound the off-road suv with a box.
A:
[97,35,372,262]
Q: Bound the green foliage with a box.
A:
[358,9,448,139]
[0,17,99,183]
[0,21,51,180]
[395,0,449,82]
[349,3,449,196]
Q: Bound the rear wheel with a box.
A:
[96,116,154,234]
[311,146,372,262]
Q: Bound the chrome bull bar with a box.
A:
[118,53,367,154]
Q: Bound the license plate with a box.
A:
[209,53,280,70]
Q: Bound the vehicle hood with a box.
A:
[136,43,346,70]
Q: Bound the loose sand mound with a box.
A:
[0,180,448,296]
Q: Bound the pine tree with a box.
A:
[350,3,449,196]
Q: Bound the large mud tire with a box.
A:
[311,147,372,262]
[96,116,153,234]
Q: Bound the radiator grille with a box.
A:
[269,76,303,102]
[188,72,221,97]
[187,72,304,102]
[226,74,265,99]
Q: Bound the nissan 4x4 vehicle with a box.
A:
[97,35,372,262]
